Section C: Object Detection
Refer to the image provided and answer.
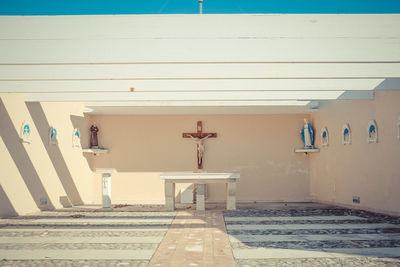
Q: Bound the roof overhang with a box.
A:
[0,14,399,114]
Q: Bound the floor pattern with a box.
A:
[1,205,400,266]
[0,209,176,266]
[223,207,400,266]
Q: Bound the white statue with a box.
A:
[21,121,32,143]
[72,128,81,147]
[49,126,58,145]
[300,118,314,149]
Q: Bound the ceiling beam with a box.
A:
[0,78,392,93]
[1,63,399,80]
[25,91,373,102]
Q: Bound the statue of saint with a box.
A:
[189,134,212,170]
[49,127,58,145]
[90,124,99,148]
[301,118,314,149]
[21,121,32,143]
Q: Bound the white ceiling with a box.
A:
[0,14,399,114]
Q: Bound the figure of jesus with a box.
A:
[182,121,217,171]
[189,134,212,170]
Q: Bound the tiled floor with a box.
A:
[0,203,400,266]
[224,205,400,266]
[0,208,176,266]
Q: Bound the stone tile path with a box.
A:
[148,210,235,267]
[224,206,400,266]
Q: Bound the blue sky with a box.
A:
[1,0,400,15]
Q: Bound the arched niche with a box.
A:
[49,125,59,145]
[342,124,351,145]
[320,127,329,147]
[367,120,378,143]
[72,128,81,148]
[397,117,400,141]
[20,120,32,144]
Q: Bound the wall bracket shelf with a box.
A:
[82,148,109,155]
[294,148,320,154]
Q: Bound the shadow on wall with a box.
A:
[0,98,54,211]
[375,78,400,90]
[26,102,83,206]
[337,78,400,100]
[70,115,90,150]
[0,185,18,218]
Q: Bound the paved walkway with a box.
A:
[0,203,399,266]
[149,210,235,266]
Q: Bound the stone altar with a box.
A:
[160,172,240,211]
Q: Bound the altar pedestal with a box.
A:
[96,168,117,208]
[160,172,240,211]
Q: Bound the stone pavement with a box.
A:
[0,206,176,266]
[0,203,400,266]
[224,203,400,266]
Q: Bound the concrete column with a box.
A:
[102,173,112,208]
[165,181,175,211]
[196,183,206,211]
[226,182,236,210]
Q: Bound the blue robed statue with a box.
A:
[300,118,314,149]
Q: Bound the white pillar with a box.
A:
[226,182,237,210]
[196,183,206,211]
[165,181,175,211]
[102,173,112,208]
[96,168,116,209]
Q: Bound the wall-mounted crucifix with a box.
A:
[182,121,217,171]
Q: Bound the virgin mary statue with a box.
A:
[301,118,314,149]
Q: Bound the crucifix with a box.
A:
[182,121,217,171]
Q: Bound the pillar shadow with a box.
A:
[70,115,90,149]
[0,185,18,218]
[26,102,83,205]
[0,99,54,211]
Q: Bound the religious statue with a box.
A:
[342,124,351,145]
[189,134,213,170]
[182,121,217,171]
[21,121,32,143]
[90,124,99,148]
[49,126,58,145]
[369,125,376,139]
[300,118,314,149]
[367,120,378,143]
[72,128,81,147]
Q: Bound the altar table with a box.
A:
[160,172,240,211]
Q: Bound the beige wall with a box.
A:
[0,94,312,216]
[0,93,95,217]
[88,114,311,204]
[310,91,400,216]
[3,91,399,217]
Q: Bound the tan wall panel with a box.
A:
[88,114,311,203]
[0,94,95,216]
[310,91,400,215]
[0,136,38,217]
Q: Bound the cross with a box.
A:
[182,121,217,171]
